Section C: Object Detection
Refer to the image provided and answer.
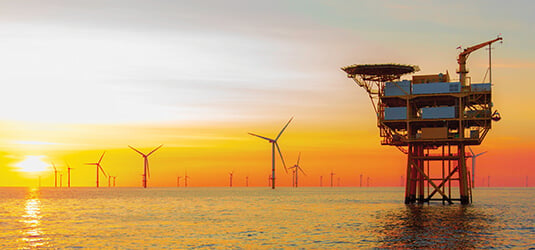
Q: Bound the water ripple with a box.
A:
[0,187,532,248]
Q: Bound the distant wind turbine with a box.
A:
[66,162,74,188]
[85,152,108,188]
[184,170,190,187]
[177,176,181,187]
[129,144,163,188]
[60,173,63,188]
[108,175,116,187]
[468,146,487,188]
[249,117,293,189]
[320,176,323,187]
[229,171,234,187]
[245,176,249,187]
[52,163,58,188]
[288,153,306,187]
[330,170,336,187]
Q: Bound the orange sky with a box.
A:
[0,1,534,187]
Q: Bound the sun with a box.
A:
[15,156,50,173]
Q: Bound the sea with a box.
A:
[0,187,533,249]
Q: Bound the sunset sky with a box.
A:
[0,0,533,187]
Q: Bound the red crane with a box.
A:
[457,36,503,86]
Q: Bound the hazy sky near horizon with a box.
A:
[0,0,534,187]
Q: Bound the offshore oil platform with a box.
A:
[342,37,502,204]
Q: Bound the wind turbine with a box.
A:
[228,171,234,187]
[288,153,306,187]
[112,176,117,187]
[184,170,190,187]
[52,163,58,188]
[249,117,293,189]
[177,176,181,187]
[330,170,336,187]
[128,144,163,188]
[245,176,249,187]
[60,173,63,187]
[85,152,108,188]
[468,146,487,188]
[66,162,74,188]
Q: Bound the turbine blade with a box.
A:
[98,152,106,164]
[128,145,146,156]
[99,165,108,178]
[468,146,475,156]
[147,144,163,156]
[275,142,288,173]
[298,166,307,176]
[476,151,488,157]
[297,152,301,165]
[248,132,273,142]
[275,116,293,141]
[85,163,97,165]
[52,162,57,171]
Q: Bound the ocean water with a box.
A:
[0,187,533,249]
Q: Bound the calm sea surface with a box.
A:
[0,187,533,249]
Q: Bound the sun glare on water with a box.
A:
[15,156,50,173]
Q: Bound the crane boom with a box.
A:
[458,37,503,86]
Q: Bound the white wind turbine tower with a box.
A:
[249,117,293,189]
[288,153,306,187]
[128,145,163,188]
[468,146,487,188]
